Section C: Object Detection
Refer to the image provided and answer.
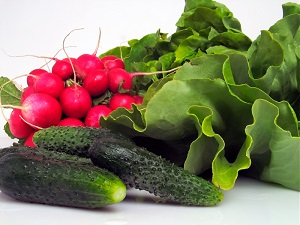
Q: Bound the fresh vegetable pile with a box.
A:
[0,0,300,209]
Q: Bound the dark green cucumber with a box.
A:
[88,139,224,206]
[33,126,132,157]
[0,146,126,208]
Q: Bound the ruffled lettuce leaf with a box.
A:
[244,99,300,191]
[247,11,300,104]
[100,1,300,191]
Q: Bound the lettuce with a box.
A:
[100,1,300,191]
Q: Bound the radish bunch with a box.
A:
[5,53,145,147]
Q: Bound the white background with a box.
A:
[0,1,299,225]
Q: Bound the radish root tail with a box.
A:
[62,28,84,85]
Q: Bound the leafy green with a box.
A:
[100,0,252,90]
[100,0,300,191]
[244,99,300,191]
[247,13,300,103]
[0,76,22,106]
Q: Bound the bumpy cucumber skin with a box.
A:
[33,126,131,157]
[0,147,126,208]
[89,139,224,206]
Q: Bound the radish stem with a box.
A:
[92,28,102,56]
[131,65,182,77]
[62,28,84,85]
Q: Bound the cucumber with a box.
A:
[33,126,132,157]
[88,138,224,206]
[0,146,126,208]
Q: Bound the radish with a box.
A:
[63,57,77,64]
[34,72,65,99]
[109,93,135,111]
[32,56,74,81]
[62,57,77,70]
[133,95,144,105]
[82,69,109,97]
[84,105,112,128]
[74,54,104,80]
[108,68,132,93]
[59,85,92,119]
[8,108,35,138]
[27,68,47,86]
[21,93,62,128]
[24,131,37,147]
[52,59,74,80]
[101,55,125,70]
[20,86,35,103]
[57,118,85,127]
[73,29,104,80]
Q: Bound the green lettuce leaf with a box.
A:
[247,12,300,103]
[99,2,300,192]
[176,0,242,33]
[244,99,300,191]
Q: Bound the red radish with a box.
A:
[109,93,135,111]
[62,57,77,72]
[8,108,35,138]
[74,54,104,80]
[34,72,65,99]
[27,68,47,86]
[24,131,36,147]
[108,68,132,93]
[59,85,92,119]
[83,69,109,97]
[101,55,125,70]
[84,105,112,127]
[58,118,85,127]
[20,86,35,103]
[21,93,62,128]
[133,95,144,105]
[73,28,104,80]
[52,59,73,80]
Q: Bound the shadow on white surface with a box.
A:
[0,176,299,225]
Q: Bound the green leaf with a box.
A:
[245,99,300,191]
[176,0,242,33]
[4,122,14,139]
[124,33,160,72]
[185,106,224,176]
[183,0,215,12]
[156,28,197,56]
[173,34,208,65]
[98,0,300,192]
[0,76,22,106]
[282,2,300,17]
[179,54,227,80]
[247,14,300,102]
[99,46,131,60]
[209,30,252,51]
